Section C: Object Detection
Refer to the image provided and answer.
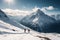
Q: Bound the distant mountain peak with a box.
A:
[36,9,41,12]
[33,9,45,16]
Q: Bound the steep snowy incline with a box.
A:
[0,9,31,34]
[0,20,24,33]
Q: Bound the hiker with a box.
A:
[28,29,30,33]
[24,29,26,33]
[12,29,16,31]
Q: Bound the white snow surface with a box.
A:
[0,20,60,40]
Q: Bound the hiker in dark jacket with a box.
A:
[28,29,30,33]
[12,29,16,31]
[24,29,26,33]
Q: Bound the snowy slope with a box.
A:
[0,9,26,33]
[0,18,60,40]
[0,9,32,33]
[0,20,23,33]
[0,29,60,40]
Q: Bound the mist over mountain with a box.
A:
[2,9,32,22]
[50,14,60,20]
[7,15,24,22]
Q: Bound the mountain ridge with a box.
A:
[20,9,56,33]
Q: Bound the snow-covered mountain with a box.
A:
[20,9,57,33]
[0,9,27,29]
[0,9,60,40]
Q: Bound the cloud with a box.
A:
[41,6,55,11]
[2,8,32,16]
[2,6,55,16]
[32,6,55,12]
[46,6,54,10]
